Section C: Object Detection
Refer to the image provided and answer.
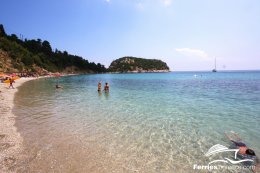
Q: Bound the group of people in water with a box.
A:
[98,82,109,92]
[52,80,259,172]
[55,81,110,93]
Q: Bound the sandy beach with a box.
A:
[0,77,36,172]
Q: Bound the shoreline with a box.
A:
[0,77,38,172]
[107,70,171,74]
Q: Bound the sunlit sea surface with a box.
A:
[14,71,260,173]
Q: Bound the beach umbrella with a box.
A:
[12,76,20,80]
[0,74,10,80]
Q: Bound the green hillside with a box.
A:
[0,24,106,74]
[108,56,170,73]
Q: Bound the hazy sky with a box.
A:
[1,0,260,71]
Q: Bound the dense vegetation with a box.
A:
[109,56,169,73]
[0,24,106,74]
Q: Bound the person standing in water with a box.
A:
[104,82,109,92]
[97,82,102,92]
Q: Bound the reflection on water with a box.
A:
[13,72,260,172]
[104,91,110,99]
[98,91,102,97]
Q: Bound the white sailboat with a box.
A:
[212,58,217,72]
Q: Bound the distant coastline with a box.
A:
[1,25,171,75]
[108,70,170,74]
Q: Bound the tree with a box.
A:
[63,51,68,56]
[9,34,19,42]
[0,24,7,37]
[0,24,107,73]
[42,40,52,55]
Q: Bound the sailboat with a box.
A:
[212,58,217,72]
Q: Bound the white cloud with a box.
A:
[133,0,173,10]
[161,0,172,6]
[105,0,110,2]
[136,2,144,10]
[175,48,209,59]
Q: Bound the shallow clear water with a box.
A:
[14,71,260,172]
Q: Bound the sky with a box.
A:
[0,0,260,71]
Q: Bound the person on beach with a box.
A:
[225,131,259,172]
[98,82,102,92]
[104,82,109,92]
[9,78,15,89]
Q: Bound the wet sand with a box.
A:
[0,77,36,172]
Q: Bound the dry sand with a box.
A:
[0,77,36,172]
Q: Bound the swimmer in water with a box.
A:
[56,84,62,89]
[104,82,109,92]
[225,131,259,172]
[98,82,102,92]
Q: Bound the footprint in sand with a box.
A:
[0,134,6,140]
[1,107,11,112]
[3,157,16,167]
[0,143,13,151]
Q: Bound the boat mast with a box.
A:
[212,57,217,72]
[215,58,216,70]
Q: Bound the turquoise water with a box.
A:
[14,71,260,172]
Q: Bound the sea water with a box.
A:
[14,71,260,172]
